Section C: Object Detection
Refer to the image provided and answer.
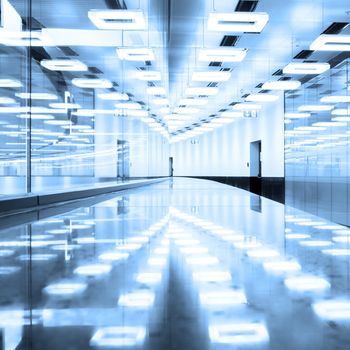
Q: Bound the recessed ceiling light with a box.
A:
[152,98,169,105]
[17,114,54,120]
[245,94,279,102]
[40,59,88,71]
[72,78,113,89]
[179,98,208,106]
[285,112,311,119]
[192,71,231,82]
[198,48,247,62]
[0,79,22,88]
[331,116,350,122]
[15,92,58,100]
[49,103,81,109]
[174,107,200,114]
[136,71,161,81]
[221,111,243,118]
[233,103,262,110]
[117,48,155,61]
[320,95,350,103]
[312,121,347,127]
[298,105,334,112]
[262,81,301,90]
[0,97,16,104]
[88,10,146,30]
[44,120,73,126]
[310,34,350,51]
[208,12,269,33]
[331,108,350,116]
[125,110,149,117]
[185,87,219,96]
[146,87,166,95]
[97,92,129,100]
[0,31,50,46]
[283,62,330,75]
[115,102,142,110]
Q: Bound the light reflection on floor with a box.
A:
[0,178,349,349]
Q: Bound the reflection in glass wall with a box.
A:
[0,0,169,196]
[285,59,350,225]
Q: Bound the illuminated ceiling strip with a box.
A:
[40,59,88,72]
[198,48,247,62]
[310,34,350,51]
[117,48,155,61]
[88,10,146,30]
[283,62,330,75]
[208,12,269,33]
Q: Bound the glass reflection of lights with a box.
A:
[135,272,162,284]
[263,260,302,275]
[43,282,87,296]
[192,271,232,283]
[284,275,330,292]
[73,264,112,277]
[208,323,269,344]
[118,291,155,308]
[90,327,146,347]
[98,252,130,262]
[200,290,247,307]
[313,300,350,321]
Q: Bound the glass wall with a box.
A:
[0,0,169,197]
[285,59,350,225]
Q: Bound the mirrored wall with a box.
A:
[0,0,169,197]
[285,58,350,225]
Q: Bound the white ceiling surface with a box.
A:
[7,0,350,133]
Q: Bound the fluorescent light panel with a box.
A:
[283,62,330,75]
[117,48,154,61]
[72,78,113,89]
[208,12,269,33]
[185,87,219,96]
[88,10,146,30]
[262,81,301,90]
[198,48,247,62]
[310,34,350,51]
[40,59,87,71]
[192,71,231,82]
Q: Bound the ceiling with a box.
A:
[0,0,350,149]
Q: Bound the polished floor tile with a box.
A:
[0,178,349,350]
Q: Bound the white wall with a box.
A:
[171,98,284,177]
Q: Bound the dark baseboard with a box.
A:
[187,176,285,204]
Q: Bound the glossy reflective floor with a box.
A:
[0,178,349,350]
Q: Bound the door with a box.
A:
[169,157,174,177]
[250,140,262,195]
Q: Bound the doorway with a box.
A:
[169,157,174,177]
[250,140,262,195]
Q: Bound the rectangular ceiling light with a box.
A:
[185,87,219,96]
[221,111,243,118]
[246,94,279,102]
[0,31,50,46]
[208,12,269,33]
[136,71,161,81]
[310,34,350,51]
[262,81,301,90]
[146,87,166,95]
[283,62,330,75]
[192,71,231,82]
[179,99,208,106]
[72,78,113,89]
[0,79,22,87]
[284,112,311,119]
[117,48,155,61]
[40,59,88,71]
[152,98,169,106]
[298,105,334,112]
[115,102,142,110]
[198,48,247,62]
[233,103,262,110]
[320,96,350,103]
[97,92,129,100]
[16,92,58,100]
[0,97,15,104]
[88,10,146,30]
[174,107,200,114]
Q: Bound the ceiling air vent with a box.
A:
[272,69,283,76]
[89,67,103,74]
[235,0,259,12]
[293,50,313,59]
[220,35,239,47]
[255,83,263,88]
[278,77,292,81]
[207,82,218,87]
[322,22,349,35]
[209,62,222,67]
[58,46,79,57]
